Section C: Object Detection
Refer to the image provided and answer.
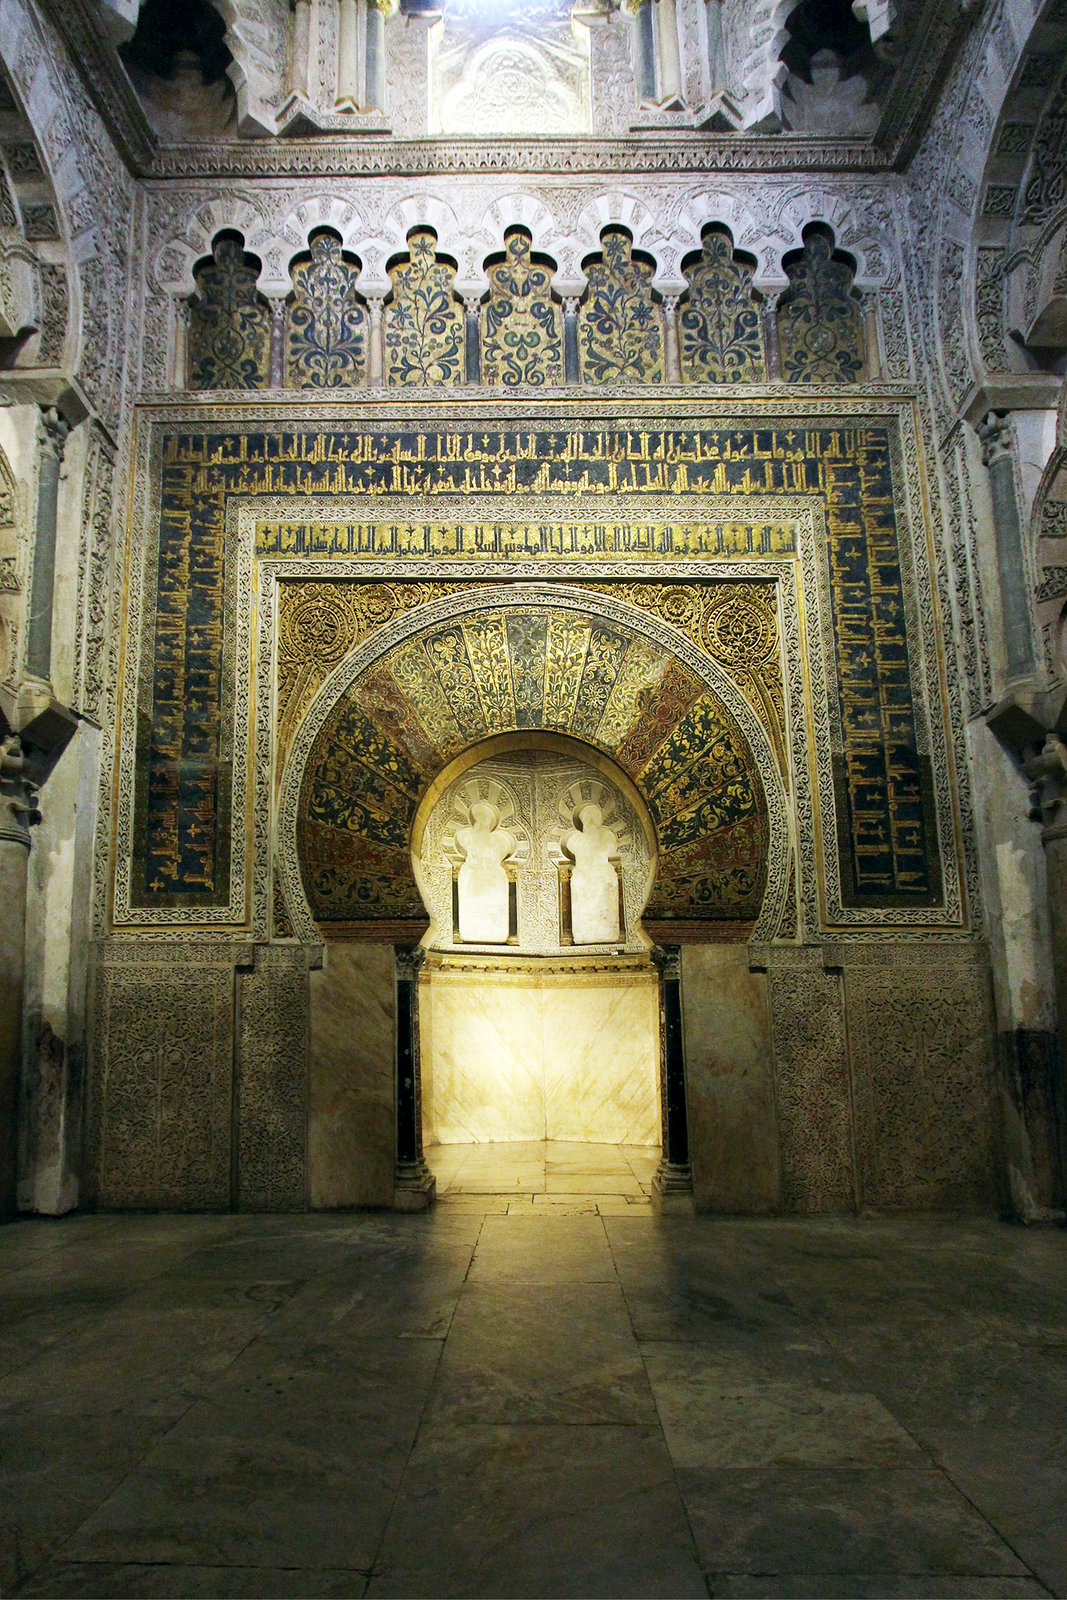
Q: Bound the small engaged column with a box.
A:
[367,295,386,384]
[394,945,435,1211]
[655,0,684,107]
[652,945,694,1213]
[662,293,681,382]
[463,295,481,385]
[628,0,656,102]
[24,407,70,693]
[364,0,389,111]
[336,0,360,107]
[288,0,313,100]
[563,296,581,385]
[979,410,1035,682]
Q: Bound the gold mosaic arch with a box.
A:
[278,584,790,944]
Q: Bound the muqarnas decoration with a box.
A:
[778,225,865,384]
[384,227,465,386]
[187,231,271,391]
[481,228,563,387]
[579,226,665,385]
[679,225,766,383]
[285,228,367,388]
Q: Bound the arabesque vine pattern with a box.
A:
[285,230,367,388]
[679,227,766,383]
[481,229,564,387]
[578,228,665,385]
[778,230,865,384]
[188,235,271,390]
[384,229,464,386]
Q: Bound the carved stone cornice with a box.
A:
[143,134,887,182]
[37,0,157,174]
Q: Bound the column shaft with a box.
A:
[288,0,312,98]
[633,0,656,101]
[979,411,1035,682]
[367,296,385,384]
[564,296,581,385]
[394,946,435,1210]
[365,0,386,110]
[337,0,360,105]
[663,294,681,382]
[652,946,693,1210]
[25,408,70,689]
[655,0,684,104]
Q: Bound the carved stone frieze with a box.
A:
[236,943,310,1210]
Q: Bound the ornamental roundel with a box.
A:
[282,584,359,664]
[702,589,777,667]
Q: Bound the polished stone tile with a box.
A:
[427,1281,655,1424]
[14,1563,370,1598]
[65,1419,410,1570]
[468,1214,615,1282]
[0,1413,167,1591]
[643,1343,926,1469]
[367,1424,706,1599]
[704,1576,1050,1598]
[678,1467,1029,1576]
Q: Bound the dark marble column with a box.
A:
[652,945,693,1212]
[464,297,481,385]
[24,407,70,690]
[394,945,435,1211]
[563,296,581,385]
[0,734,39,1217]
[979,410,1035,682]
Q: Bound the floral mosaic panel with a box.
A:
[778,229,865,384]
[285,230,367,389]
[187,235,271,391]
[481,228,564,387]
[679,227,766,383]
[384,229,465,386]
[578,228,665,385]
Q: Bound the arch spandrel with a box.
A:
[281,585,789,946]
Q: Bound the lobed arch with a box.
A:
[275,583,792,949]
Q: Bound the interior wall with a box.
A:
[309,942,396,1208]
[420,959,660,1147]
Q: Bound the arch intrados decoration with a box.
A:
[276,582,791,946]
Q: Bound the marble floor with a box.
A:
[1,1203,1066,1600]
[426,1138,659,1211]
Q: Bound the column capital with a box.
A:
[1025,733,1067,842]
[462,294,482,318]
[977,408,1013,469]
[0,733,40,847]
[37,406,70,463]
[562,294,582,316]
[395,944,426,981]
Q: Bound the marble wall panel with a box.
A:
[681,945,779,1213]
[309,942,396,1208]
[420,961,660,1147]
[237,944,310,1211]
[543,971,660,1145]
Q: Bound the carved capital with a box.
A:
[1025,733,1067,841]
[0,733,40,846]
[978,408,1013,470]
[562,295,582,317]
[37,406,70,464]
[462,294,482,319]
[651,943,681,981]
[395,944,426,981]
